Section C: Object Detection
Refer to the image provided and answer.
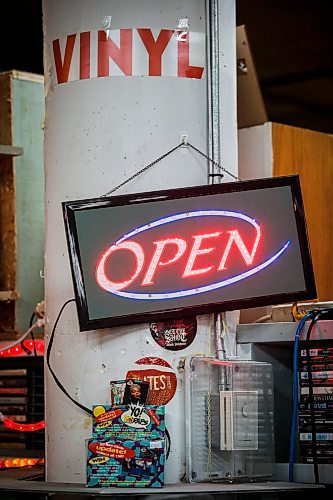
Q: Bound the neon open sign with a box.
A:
[63,176,316,331]
[95,211,289,299]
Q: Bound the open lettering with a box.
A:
[95,210,261,297]
[96,230,260,291]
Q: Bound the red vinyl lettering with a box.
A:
[178,33,204,79]
[98,29,133,77]
[53,34,76,84]
[80,32,90,79]
[137,29,173,76]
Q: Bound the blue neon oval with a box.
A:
[116,210,260,244]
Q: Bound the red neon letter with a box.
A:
[218,230,260,270]
[178,33,204,79]
[80,32,90,79]
[96,241,144,292]
[183,232,221,278]
[98,29,133,77]
[137,29,173,76]
[142,238,187,286]
[53,34,76,84]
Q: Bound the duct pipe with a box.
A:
[207,0,222,182]
[207,0,226,366]
[207,0,231,363]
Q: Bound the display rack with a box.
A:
[237,321,333,484]
[0,355,44,458]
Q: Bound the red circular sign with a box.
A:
[126,357,177,405]
[149,317,197,351]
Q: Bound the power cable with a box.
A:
[46,299,92,416]
[305,314,320,484]
[289,312,314,482]
[304,308,333,484]
[29,312,38,356]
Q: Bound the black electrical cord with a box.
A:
[29,312,38,357]
[46,299,92,416]
[303,308,333,484]
[290,313,314,482]
[165,427,171,460]
[29,312,35,328]
[20,340,32,356]
[47,298,171,460]
[19,312,37,356]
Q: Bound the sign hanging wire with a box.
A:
[100,142,240,198]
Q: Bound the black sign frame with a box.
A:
[63,175,316,331]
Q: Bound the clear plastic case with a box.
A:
[184,356,275,482]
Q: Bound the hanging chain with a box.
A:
[100,143,183,197]
[100,141,240,198]
[187,142,240,181]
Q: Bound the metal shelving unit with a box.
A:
[237,321,333,485]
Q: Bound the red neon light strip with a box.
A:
[3,417,45,432]
[0,458,44,469]
[0,340,44,357]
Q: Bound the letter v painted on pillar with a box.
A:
[53,34,76,84]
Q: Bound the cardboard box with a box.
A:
[86,438,164,487]
[92,404,165,441]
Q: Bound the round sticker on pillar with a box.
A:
[149,317,197,351]
[126,357,177,405]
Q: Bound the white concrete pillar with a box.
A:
[43,0,237,483]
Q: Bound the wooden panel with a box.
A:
[0,71,45,335]
[0,291,18,301]
[0,145,23,157]
[0,158,15,292]
[0,73,12,145]
[272,123,333,301]
[0,302,16,335]
[0,72,16,332]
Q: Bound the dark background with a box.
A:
[0,0,332,134]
